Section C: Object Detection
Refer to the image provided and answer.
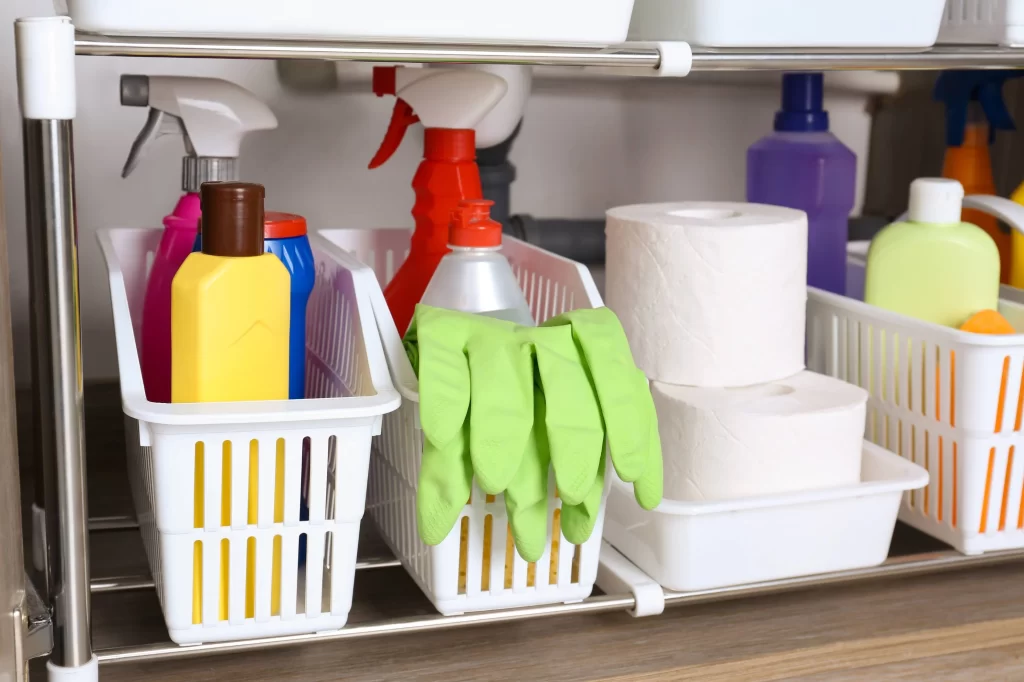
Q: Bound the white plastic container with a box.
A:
[97,228,401,644]
[321,228,608,615]
[814,195,1024,555]
[939,0,1024,46]
[628,0,946,47]
[604,443,927,592]
[807,286,1024,556]
[65,0,635,45]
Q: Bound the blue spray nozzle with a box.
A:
[934,70,1024,146]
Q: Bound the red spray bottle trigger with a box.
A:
[369,66,419,169]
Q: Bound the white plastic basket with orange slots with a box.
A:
[816,195,1024,555]
[321,228,609,615]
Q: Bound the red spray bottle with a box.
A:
[369,66,507,334]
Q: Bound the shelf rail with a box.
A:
[18,17,94,677]
[74,32,660,67]
[93,547,1024,665]
[88,555,402,594]
[74,32,1024,71]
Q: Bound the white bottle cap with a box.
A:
[908,178,965,225]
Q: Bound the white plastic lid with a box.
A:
[908,178,965,225]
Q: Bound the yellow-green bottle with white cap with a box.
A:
[865,178,1000,328]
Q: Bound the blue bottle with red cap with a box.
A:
[747,73,857,295]
[195,211,314,399]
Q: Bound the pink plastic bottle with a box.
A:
[140,193,201,403]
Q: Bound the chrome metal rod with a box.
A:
[22,119,92,669]
[689,46,1024,71]
[74,32,659,67]
[73,33,1024,71]
[88,515,138,532]
[23,121,55,605]
[355,556,401,571]
[90,576,155,594]
[89,555,400,595]
[662,548,1024,606]
[96,594,634,664]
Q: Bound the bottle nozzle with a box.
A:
[119,75,277,182]
[449,199,502,247]
[372,66,397,97]
[934,70,1023,146]
[367,65,507,169]
[120,74,150,107]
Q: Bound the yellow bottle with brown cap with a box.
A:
[171,182,290,403]
[173,182,290,625]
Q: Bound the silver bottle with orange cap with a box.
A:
[420,199,533,326]
[194,210,314,400]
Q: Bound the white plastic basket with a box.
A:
[97,228,401,644]
[604,443,927,592]
[813,195,1024,555]
[321,228,608,615]
[65,0,635,45]
[938,0,1024,46]
[627,0,946,47]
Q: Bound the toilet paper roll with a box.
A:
[606,202,807,387]
[654,371,867,501]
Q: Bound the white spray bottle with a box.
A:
[120,75,277,403]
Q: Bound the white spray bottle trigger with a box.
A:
[120,75,278,179]
[121,109,188,178]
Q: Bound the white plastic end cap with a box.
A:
[47,657,99,682]
[16,16,76,120]
[909,178,964,225]
[655,41,693,77]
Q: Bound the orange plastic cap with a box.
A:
[449,199,501,248]
[264,211,307,239]
[960,309,1016,334]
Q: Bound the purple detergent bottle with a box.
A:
[747,73,856,295]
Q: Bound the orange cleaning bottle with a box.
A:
[369,66,508,334]
[935,72,1024,284]
[941,118,1009,281]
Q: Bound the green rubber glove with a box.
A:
[406,305,535,547]
[408,304,662,563]
[502,386,552,562]
[507,307,663,558]
[543,307,663,511]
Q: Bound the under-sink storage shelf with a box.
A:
[322,228,608,616]
[97,228,400,644]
